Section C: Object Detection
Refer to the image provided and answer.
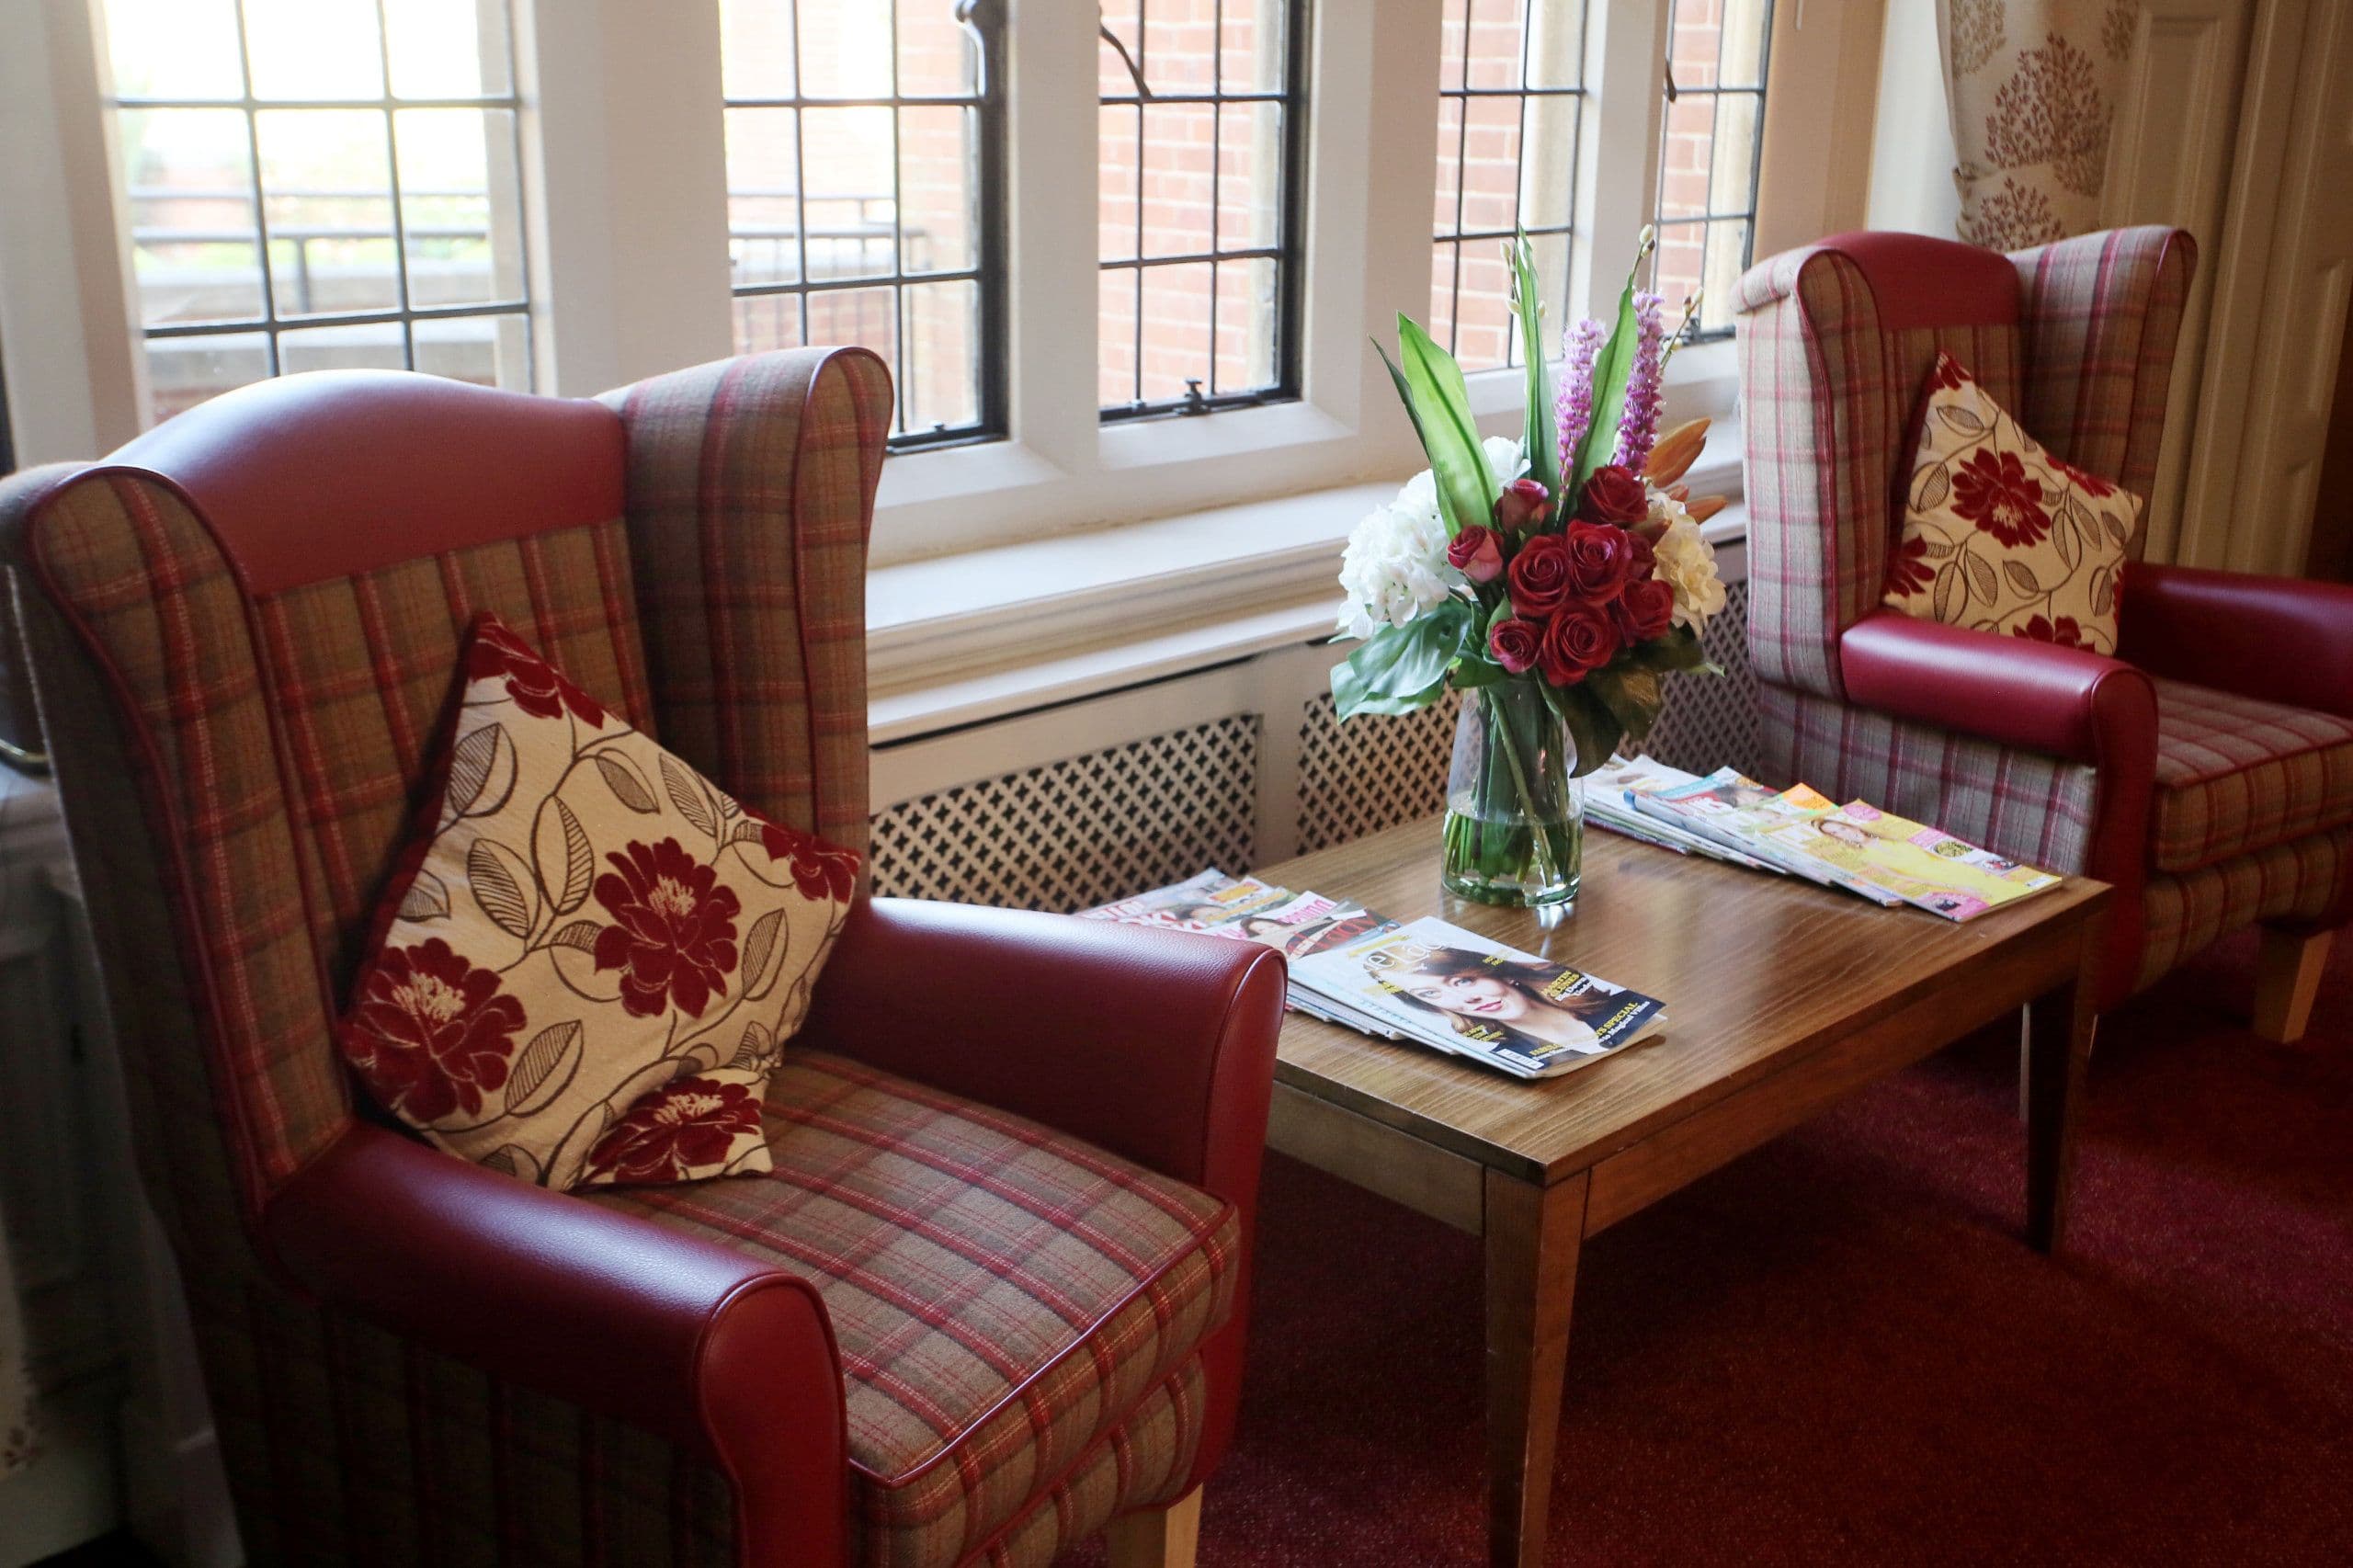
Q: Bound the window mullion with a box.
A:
[1004,0,1101,472]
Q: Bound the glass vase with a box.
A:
[1440,680,1583,910]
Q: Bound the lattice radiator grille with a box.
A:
[1646,578,1759,779]
[870,713,1259,911]
[1294,688,1463,855]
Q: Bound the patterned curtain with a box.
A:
[1939,1,2141,249]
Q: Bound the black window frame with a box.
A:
[1097,0,1313,425]
[109,0,535,396]
[1649,0,1774,344]
[722,0,1010,453]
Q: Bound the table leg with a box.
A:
[2023,968,2094,1253]
[1483,1167,1588,1568]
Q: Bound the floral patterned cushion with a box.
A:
[1882,350,2140,653]
[339,614,859,1190]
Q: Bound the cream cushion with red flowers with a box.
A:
[339,614,858,1191]
[1882,351,2141,653]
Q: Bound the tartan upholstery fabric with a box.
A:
[603,351,892,860]
[1734,244,2022,699]
[2137,827,2353,992]
[595,1051,1238,1568]
[975,1364,1202,1568]
[1758,682,2102,874]
[2010,228,2196,545]
[2149,679,2353,874]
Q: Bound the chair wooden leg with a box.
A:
[2253,926,2332,1043]
[1105,1486,1201,1568]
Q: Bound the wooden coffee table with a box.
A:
[1252,817,2109,1568]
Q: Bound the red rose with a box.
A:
[344,937,526,1123]
[1576,464,1648,526]
[1885,534,1936,597]
[586,1076,764,1185]
[1951,449,2050,549]
[1563,520,1636,600]
[1537,604,1620,687]
[1492,478,1552,534]
[1626,530,1656,578]
[469,619,607,729]
[592,837,742,1018]
[2012,614,2086,648]
[758,820,859,903]
[1611,577,1676,643]
[1447,524,1506,585]
[1507,534,1574,619]
[1488,618,1541,675]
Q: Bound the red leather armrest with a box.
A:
[1840,611,2156,768]
[2120,562,2353,720]
[267,1124,848,1563]
[799,899,1287,1204]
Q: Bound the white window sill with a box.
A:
[869,421,1748,745]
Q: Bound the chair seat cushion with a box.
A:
[589,1050,1239,1568]
[2151,679,2353,872]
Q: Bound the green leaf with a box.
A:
[1510,233,1562,501]
[1540,681,1623,778]
[1585,663,1665,744]
[1381,318,1497,537]
[1450,653,1507,689]
[1568,262,1643,494]
[1626,625,1711,675]
[1331,601,1473,719]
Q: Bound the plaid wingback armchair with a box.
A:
[1736,227,2353,1039]
[0,354,1285,1568]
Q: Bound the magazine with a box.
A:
[1290,916,1669,1080]
[1585,755,1781,872]
[1745,801,2062,921]
[1633,769,1905,906]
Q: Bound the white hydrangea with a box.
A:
[1336,437,1529,640]
[1648,487,1726,631]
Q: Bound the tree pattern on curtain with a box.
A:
[1941,0,2141,249]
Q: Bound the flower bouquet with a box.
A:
[1332,231,1728,909]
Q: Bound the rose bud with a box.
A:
[1538,603,1622,687]
[1610,576,1676,642]
[1626,530,1657,580]
[1488,617,1541,675]
[1492,477,1552,534]
[1447,524,1506,585]
[1576,463,1649,526]
[1564,519,1636,599]
[1506,534,1573,619]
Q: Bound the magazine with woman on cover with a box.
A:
[1290,917,1668,1079]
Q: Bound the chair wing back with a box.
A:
[602,349,892,858]
[1735,226,2194,703]
[2010,226,2197,532]
[1735,232,2029,700]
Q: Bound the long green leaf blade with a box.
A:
[1511,233,1561,499]
[1391,316,1497,537]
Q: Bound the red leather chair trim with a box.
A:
[1812,231,2021,330]
[2120,562,2353,722]
[108,370,627,597]
[1839,611,2159,1007]
[1840,612,2155,767]
[266,1123,848,1461]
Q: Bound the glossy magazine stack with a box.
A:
[1081,871,1667,1081]
[1586,756,2063,922]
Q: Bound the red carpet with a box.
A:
[1069,926,2353,1564]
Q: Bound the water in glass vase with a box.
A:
[1441,681,1584,910]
